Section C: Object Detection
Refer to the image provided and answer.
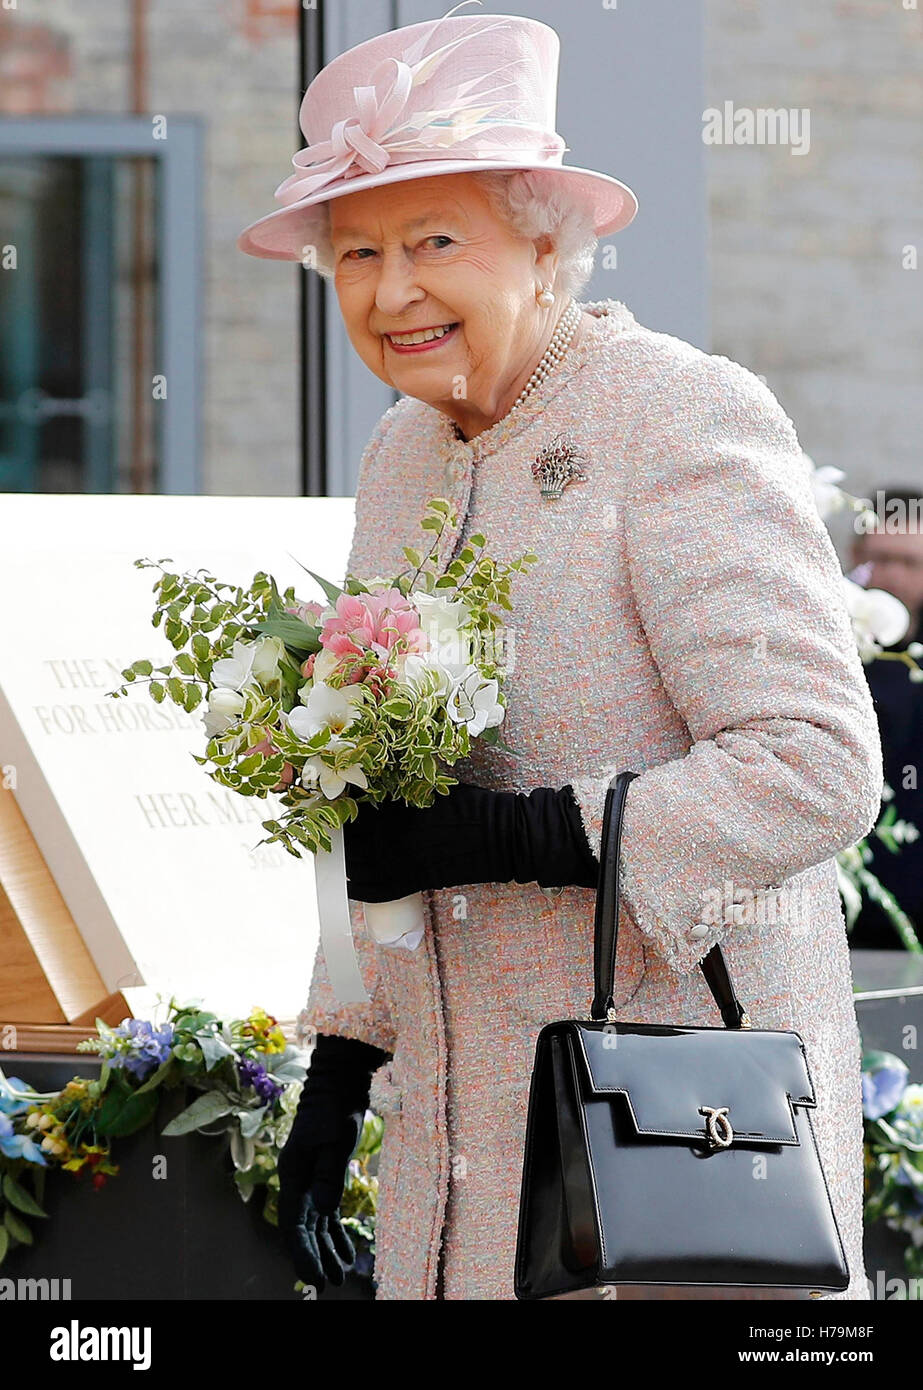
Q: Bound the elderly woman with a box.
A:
[237,6,882,1301]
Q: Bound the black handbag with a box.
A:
[514,770,851,1300]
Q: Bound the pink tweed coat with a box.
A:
[296,298,883,1301]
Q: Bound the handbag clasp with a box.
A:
[699,1105,734,1149]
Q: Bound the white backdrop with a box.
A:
[0,493,356,1023]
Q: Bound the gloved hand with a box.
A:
[277,1032,390,1293]
[343,780,599,903]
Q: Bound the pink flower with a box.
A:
[301,654,316,679]
[319,589,427,662]
[363,661,398,700]
[286,600,325,624]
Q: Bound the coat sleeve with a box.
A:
[295,406,402,1055]
[568,351,883,975]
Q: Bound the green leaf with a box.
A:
[229,1127,257,1172]
[0,1226,8,1265]
[135,658,153,676]
[250,610,319,656]
[161,1090,233,1136]
[96,1078,160,1137]
[379,698,412,720]
[150,680,165,703]
[2,1174,48,1218]
[287,564,342,606]
[266,1056,309,1083]
[236,1105,267,1139]
[196,1031,236,1072]
[4,1208,33,1245]
[174,652,195,676]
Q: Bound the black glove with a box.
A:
[277,1032,390,1293]
[343,780,599,903]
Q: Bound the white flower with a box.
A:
[287,680,365,746]
[400,647,470,698]
[250,635,286,686]
[411,590,473,658]
[807,458,847,520]
[202,687,246,737]
[211,639,257,691]
[311,647,341,683]
[446,666,504,737]
[300,756,369,800]
[892,820,920,845]
[841,577,910,660]
[211,636,284,692]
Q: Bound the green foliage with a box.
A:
[103,497,538,860]
[0,1001,356,1267]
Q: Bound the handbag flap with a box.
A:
[570,1022,816,1146]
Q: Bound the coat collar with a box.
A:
[416,298,636,471]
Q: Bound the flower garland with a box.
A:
[862,1050,923,1279]
[0,1001,380,1279]
[2,1009,921,1290]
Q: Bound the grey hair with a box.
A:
[305,169,598,300]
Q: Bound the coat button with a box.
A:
[689,923,711,940]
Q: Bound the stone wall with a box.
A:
[2,1,919,512]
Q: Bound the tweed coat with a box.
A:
[296,298,883,1301]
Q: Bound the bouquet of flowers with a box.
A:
[862,1050,923,1278]
[110,497,537,992]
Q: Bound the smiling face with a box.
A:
[328,172,564,439]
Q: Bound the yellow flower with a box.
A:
[262,1027,287,1054]
[243,1007,287,1054]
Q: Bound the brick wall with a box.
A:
[705,0,923,556]
[3,2,920,510]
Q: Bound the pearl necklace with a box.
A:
[510,299,583,413]
[450,299,583,444]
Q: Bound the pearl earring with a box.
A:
[536,286,555,308]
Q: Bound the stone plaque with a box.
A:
[0,493,356,1022]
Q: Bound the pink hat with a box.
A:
[237,1,638,261]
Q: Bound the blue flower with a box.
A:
[109,1019,175,1081]
[861,1051,909,1120]
[237,1057,283,1106]
[0,1075,36,1118]
[0,1112,47,1166]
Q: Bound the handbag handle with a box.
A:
[590,770,750,1030]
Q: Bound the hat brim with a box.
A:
[236,161,638,262]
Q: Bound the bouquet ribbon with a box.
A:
[313,825,371,1004]
[314,826,427,1001]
